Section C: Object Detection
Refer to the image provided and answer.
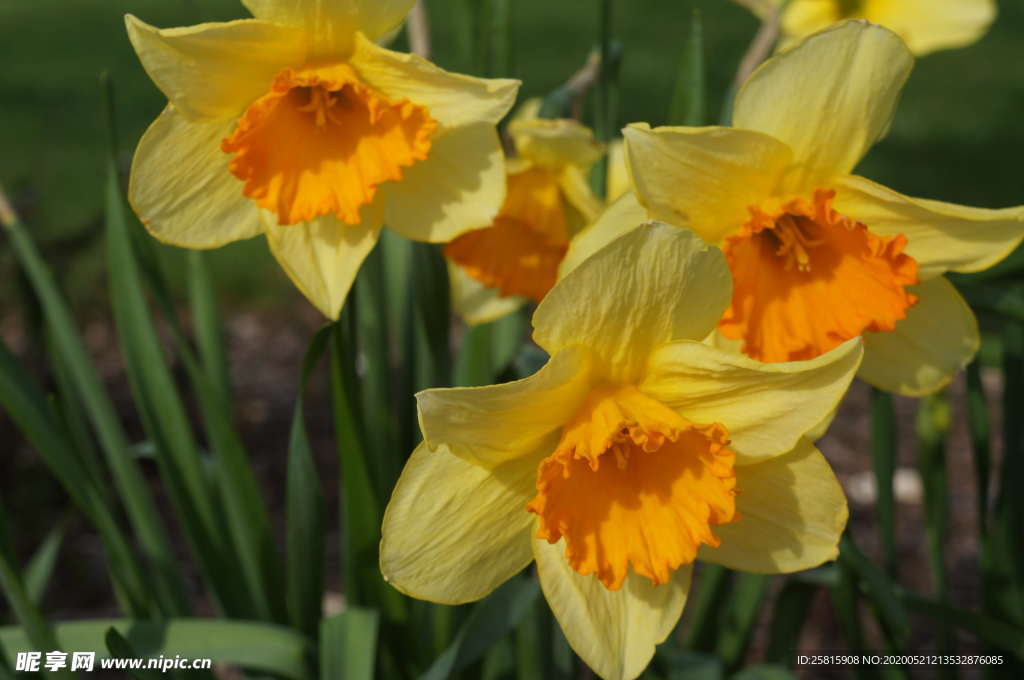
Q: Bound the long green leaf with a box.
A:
[420,576,540,680]
[105,628,165,680]
[682,564,731,652]
[2,193,182,616]
[899,591,1024,660]
[715,573,769,670]
[965,361,991,537]
[0,338,151,613]
[286,326,331,637]
[320,608,380,680]
[765,579,818,664]
[871,388,898,575]
[23,524,64,606]
[838,534,909,647]
[186,251,231,408]
[0,619,312,679]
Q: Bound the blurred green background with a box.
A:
[1,0,1022,313]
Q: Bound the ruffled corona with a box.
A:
[719,189,920,362]
[222,63,437,226]
[445,167,570,301]
[526,385,737,590]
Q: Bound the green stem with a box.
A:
[871,388,898,576]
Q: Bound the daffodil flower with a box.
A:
[741,0,995,56]
[381,223,861,680]
[446,103,603,324]
[586,21,1024,396]
[125,0,518,319]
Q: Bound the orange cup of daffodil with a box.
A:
[382,223,862,680]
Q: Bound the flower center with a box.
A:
[526,385,737,590]
[221,64,437,226]
[445,167,570,302]
[718,188,920,363]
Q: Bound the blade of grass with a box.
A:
[871,388,898,575]
[320,608,380,680]
[0,339,151,613]
[915,391,955,668]
[1,187,183,616]
[186,251,231,408]
[765,579,818,664]
[23,524,64,606]
[838,534,909,647]
[682,564,731,652]
[420,576,539,680]
[829,556,871,680]
[898,590,1024,660]
[668,9,704,126]
[715,573,769,671]
[285,326,331,638]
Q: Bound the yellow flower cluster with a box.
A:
[125,2,1023,678]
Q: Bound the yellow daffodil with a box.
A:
[583,21,1024,396]
[446,102,603,324]
[381,223,862,680]
[125,0,518,319]
[741,0,996,56]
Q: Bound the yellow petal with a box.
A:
[866,0,995,55]
[558,192,647,279]
[699,439,847,573]
[129,106,263,248]
[449,262,527,325]
[641,339,862,465]
[380,442,537,604]
[559,165,604,226]
[858,276,979,396]
[534,536,691,680]
[534,223,732,384]
[242,0,414,56]
[733,20,913,190]
[350,34,518,129]
[125,15,305,121]
[417,347,592,467]
[381,123,507,243]
[836,175,1024,281]
[265,208,382,319]
[509,118,604,169]
[623,124,793,245]
[605,138,630,204]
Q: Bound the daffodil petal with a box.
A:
[641,339,862,465]
[380,442,537,604]
[535,223,732,383]
[558,192,647,280]
[862,0,995,56]
[125,15,305,121]
[351,34,518,129]
[243,0,413,44]
[606,138,630,204]
[858,276,979,396]
[265,208,382,319]
[509,118,604,169]
[449,262,527,325]
[382,123,506,243]
[559,165,604,225]
[129,106,263,248]
[417,347,592,467]
[835,175,1024,280]
[699,439,847,573]
[623,124,793,245]
[733,21,913,190]
[534,536,691,680]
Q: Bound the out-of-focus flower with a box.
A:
[382,223,861,680]
[580,21,1024,396]
[740,0,996,56]
[126,0,518,319]
[446,102,603,324]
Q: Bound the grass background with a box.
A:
[1,0,1022,313]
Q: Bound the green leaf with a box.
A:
[838,534,909,647]
[657,649,723,680]
[187,251,231,408]
[764,579,818,664]
[3,197,182,617]
[871,388,897,575]
[320,608,380,680]
[411,242,452,390]
[23,524,64,606]
[715,573,769,670]
[286,327,331,636]
[965,361,991,537]
[682,564,731,652]
[898,591,1024,660]
[105,628,164,680]
[731,665,795,680]
[0,619,312,679]
[420,576,540,680]
[668,8,704,126]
